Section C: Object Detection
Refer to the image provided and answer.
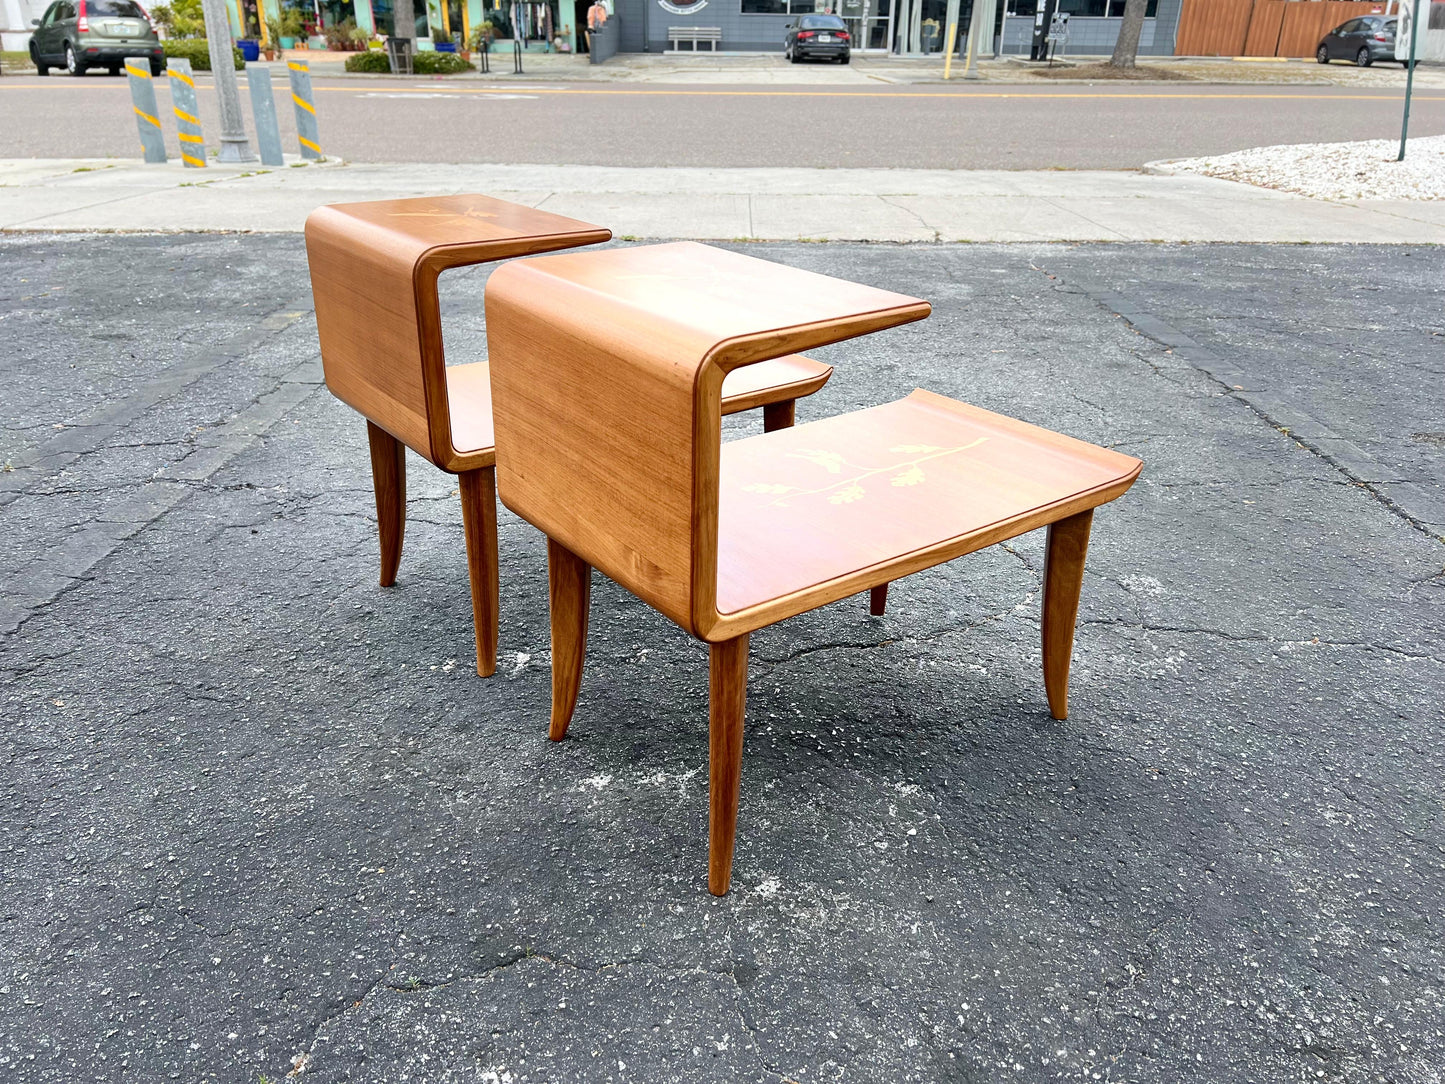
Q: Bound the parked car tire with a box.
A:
[31,43,50,75]
[65,42,86,76]
[1316,44,1329,63]
[1355,46,1371,67]
[790,47,801,63]
[107,64,121,75]
[150,60,164,75]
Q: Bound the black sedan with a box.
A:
[1317,16,1403,67]
[785,14,851,63]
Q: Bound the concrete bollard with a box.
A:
[165,58,207,168]
[246,65,287,167]
[286,60,322,161]
[124,59,167,164]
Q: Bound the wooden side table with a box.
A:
[486,241,1142,894]
[305,196,832,677]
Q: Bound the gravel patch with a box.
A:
[1157,132,1445,200]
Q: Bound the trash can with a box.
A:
[385,36,413,74]
[238,38,260,62]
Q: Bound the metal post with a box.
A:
[166,58,207,168]
[1398,0,1421,161]
[514,37,524,72]
[287,59,322,160]
[124,59,168,163]
[942,0,959,76]
[247,64,287,166]
[199,0,255,162]
[961,0,986,78]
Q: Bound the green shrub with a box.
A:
[344,48,390,72]
[412,50,471,74]
[344,47,471,74]
[162,38,243,71]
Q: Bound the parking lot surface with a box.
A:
[2,235,1442,1082]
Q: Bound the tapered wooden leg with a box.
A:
[367,421,406,588]
[547,537,591,741]
[458,467,500,678]
[1042,509,1093,722]
[762,400,795,433]
[708,634,749,896]
[869,583,889,616]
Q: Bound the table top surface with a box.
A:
[496,240,931,362]
[313,194,611,263]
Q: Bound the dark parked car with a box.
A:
[30,0,163,77]
[785,13,851,64]
[1317,16,1403,67]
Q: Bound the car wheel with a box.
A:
[838,53,849,63]
[1356,46,1371,67]
[790,47,801,63]
[65,42,85,76]
[1316,45,1329,64]
[150,60,165,75]
[31,43,51,75]
[108,64,121,75]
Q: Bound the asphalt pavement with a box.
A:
[2,234,1442,1083]
[2,74,1444,168]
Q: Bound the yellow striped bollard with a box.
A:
[286,60,322,161]
[124,58,167,164]
[165,58,206,169]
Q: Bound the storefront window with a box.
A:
[1010,0,1157,15]
[742,0,822,14]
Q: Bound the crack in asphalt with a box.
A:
[1041,268,1445,545]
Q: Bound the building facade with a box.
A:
[607,0,1183,55]
[2,0,1184,58]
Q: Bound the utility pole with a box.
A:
[200,0,255,162]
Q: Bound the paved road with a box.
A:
[2,75,1443,167]
[3,234,1443,1083]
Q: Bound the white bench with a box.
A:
[667,25,722,51]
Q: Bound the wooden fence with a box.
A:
[1176,0,1394,57]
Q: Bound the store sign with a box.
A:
[1395,0,1418,61]
[658,0,708,12]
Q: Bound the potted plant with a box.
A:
[434,31,458,53]
[469,20,495,53]
[277,8,303,49]
[263,16,280,58]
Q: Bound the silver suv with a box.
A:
[30,0,164,76]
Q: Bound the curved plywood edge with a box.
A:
[444,362,497,471]
[304,195,609,470]
[719,355,832,417]
[310,195,611,274]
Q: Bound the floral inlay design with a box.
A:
[740,438,987,508]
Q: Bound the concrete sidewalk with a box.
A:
[4,157,1444,241]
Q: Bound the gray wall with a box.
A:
[614,0,796,52]
[998,0,1181,56]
